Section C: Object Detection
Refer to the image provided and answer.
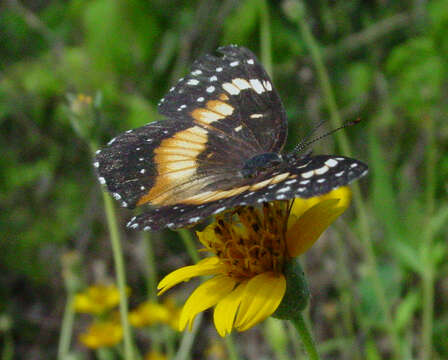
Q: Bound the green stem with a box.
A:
[174,313,204,360]
[421,116,436,360]
[57,293,75,359]
[89,142,135,359]
[143,232,158,301]
[225,334,240,360]
[178,229,200,263]
[291,313,320,360]
[101,188,135,359]
[293,2,401,357]
[259,0,272,77]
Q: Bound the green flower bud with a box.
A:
[272,259,309,320]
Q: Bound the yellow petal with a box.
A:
[234,272,286,332]
[289,186,351,222]
[286,187,351,257]
[179,275,236,331]
[157,257,225,295]
[213,281,247,337]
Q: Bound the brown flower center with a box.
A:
[203,201,292,280]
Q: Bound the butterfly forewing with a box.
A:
[95,46,288,209]
[158,45,287,154]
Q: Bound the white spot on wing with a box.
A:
[277,186,291,194]
[213,207,226,215]
[93,162,99,168]
[233,78,251,90]
[206,86,215,93]
[210,76,217,82]
[247,59,254,64]
[98,177,106,184]
[144,226,151,231]
[197,97,204,102]
[263,80,272,91]
[113,193,121,200]
[234,125,243,132]
[301,171,314,179]
[230,61,239,67]
[250,113,263,118]
[325,159,338,167]
[249,79,265,94]
[222,82,240,95]
[108,137,117,145]
[315,166,329,175]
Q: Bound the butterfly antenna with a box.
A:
[292,118,328,154]
[293,118,361,154]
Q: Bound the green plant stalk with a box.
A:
[2,330,14,360]
[178,229,200,263]
[294,3,402,357]
[57,293,75,359]
[174,312,203,360]
[101,190,135,359]
[259,0,272,77]
[143,232,158,301]
[421,116,436,360]
[225,334,240,360]
[333,232,362,360]
[291,313,320,360]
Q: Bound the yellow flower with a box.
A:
[79,320,123,349]
[129,298,180,330]
[158,187,351,336]
[74,284,121,315]
[145,350,168,360]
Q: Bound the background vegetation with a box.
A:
[1,0,447,359]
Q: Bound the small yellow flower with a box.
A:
[79,320,123,349]
[74,284,122,315]
[158,187,351,336]
[145,350,168,360]
[129,298,180,330]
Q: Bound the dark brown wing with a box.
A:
[94,45,288,210]
[127,155,368,231]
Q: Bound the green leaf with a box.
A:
[222,0,260,45]
[394,291,419,332]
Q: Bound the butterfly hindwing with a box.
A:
[127,155,368,231]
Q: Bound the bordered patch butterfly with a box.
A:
[94,45,368,231]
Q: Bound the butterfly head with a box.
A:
[241,153,283,179]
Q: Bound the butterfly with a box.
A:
[94,45,368,231]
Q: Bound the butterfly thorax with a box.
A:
[241,153,283,179]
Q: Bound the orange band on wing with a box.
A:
[137,126,208,206]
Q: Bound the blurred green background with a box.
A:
[1,0,447,359]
